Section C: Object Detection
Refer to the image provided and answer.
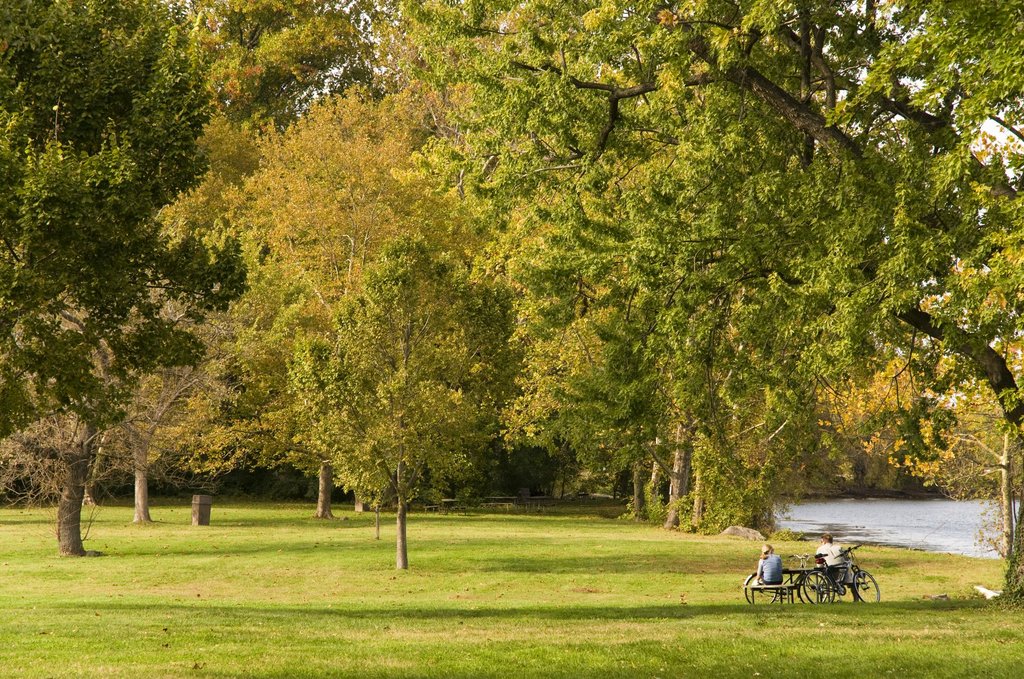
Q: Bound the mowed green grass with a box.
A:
[0,501,1018,678]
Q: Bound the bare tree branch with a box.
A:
[990,115,1024,146]
[896,306,1024,427]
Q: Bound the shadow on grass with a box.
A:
[2,503,379,530]
[0,505,58,528]
[411,551,746,576]
[142,515,379,530]
[65,597,989,623]
[56,601,748,622]
[119,536,378,558]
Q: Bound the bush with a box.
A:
[769,529,806,542]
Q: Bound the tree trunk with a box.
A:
[632,463,645,521]
[1009,495,1024,600]
[82,432,108,507]
[1000,433,1013,559]
[1018,443,1023,559]
[1016,480,1024,557]
[649,458,661,497]
[57,423,96,556]
[1004,437,1024,600]
[664,425,692,530]
[375,505,381,540]
[691,472,705,530]
[395,497,408,569]
[314,462,335,519]
[133,445,152,524]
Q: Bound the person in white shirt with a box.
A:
[816,533,849,590]
[816,533,844,566]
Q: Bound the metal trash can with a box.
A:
[191,494,212,526]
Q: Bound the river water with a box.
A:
[775,498,1007,559]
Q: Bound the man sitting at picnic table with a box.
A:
[756,544,783,585]
[816,533,846,582]
[816,533,844,564]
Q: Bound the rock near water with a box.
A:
[719,526,765,541]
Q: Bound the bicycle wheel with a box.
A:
[852,570,880,602]
[828,567,847,597]
[743,574,757,604]
[801,571,835,604]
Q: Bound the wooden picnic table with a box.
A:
[480,501,514,511]
[439,499,462,514]
[743,568,825,605]
[515,495,558,511]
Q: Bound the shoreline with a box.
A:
[775,496,1001,560]
[787,488,951,501]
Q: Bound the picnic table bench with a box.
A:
[439,499,466,514]
[742,569,806,604]
[480,502,515,511]
[515,495,558,512]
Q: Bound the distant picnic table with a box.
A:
[482,496,516,511]
[421,494,561,513]
[439,499,464,514]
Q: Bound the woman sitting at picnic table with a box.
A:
[756,544,783,585]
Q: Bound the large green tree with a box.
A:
[0,0,243,555]
[201,92,447,518]
[406,1,1024,591]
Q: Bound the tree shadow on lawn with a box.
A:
[118,537,376,558]
[0,513,56,528]
[65,600,751,622]
[2,505,379,530]
[72,597,987,623]
[423,552,742,576]
[144,514,379,530]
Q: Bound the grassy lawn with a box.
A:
[0,501,1018,678]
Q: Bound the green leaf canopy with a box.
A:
[0,0,245,432]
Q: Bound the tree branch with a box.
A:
[880,95,948,131]
[990,115,1024,146]
[679,30,863,158]
[776,26,838,109]
[511,60,669,153]
[896,306,1024,426]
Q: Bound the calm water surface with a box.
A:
[776,498,1005,559]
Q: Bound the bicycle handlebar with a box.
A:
[787,546,864,565]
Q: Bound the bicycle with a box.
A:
[821,545,881,603]
[790,553,835,604]
[742,554,831,604]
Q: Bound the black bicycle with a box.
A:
[821,545,881,603]
[790,553,835,604]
